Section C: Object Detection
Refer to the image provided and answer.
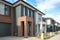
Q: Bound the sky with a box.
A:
[6,0,60,23]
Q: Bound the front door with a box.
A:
[28,22,31,36]
[21,21,24,36]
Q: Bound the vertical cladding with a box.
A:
[16,5,21,25]
[14,5,21,36]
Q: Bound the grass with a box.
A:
[55,31,58,34]
[44,34,52,39]
[35,33,54,39]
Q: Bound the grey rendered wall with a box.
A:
[14,5,21,36]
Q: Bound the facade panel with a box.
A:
[16,5,21,25]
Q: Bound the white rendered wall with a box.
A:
[46,19,51,25]
[35,12,42,34]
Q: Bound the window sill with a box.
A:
[0,14,11,17]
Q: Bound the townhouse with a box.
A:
[37,17,47,35]
[0,0,44,37]
[55,22,60,31]
[45,18,56,32]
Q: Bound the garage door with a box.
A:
[0,23,11,37]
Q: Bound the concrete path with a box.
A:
[0,36,41,40]
[48,34,60,40]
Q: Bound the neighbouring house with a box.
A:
[36,17,47,35]
[45,18,56,32]
[0,0,45,37]
[55,22,60,31]
[58,23,60,31]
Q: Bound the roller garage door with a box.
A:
[0,23,11,37]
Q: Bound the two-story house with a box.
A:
[55,22,60,31]
[45,18,55,32]
[0,0,44,37]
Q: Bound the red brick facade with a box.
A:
[18,16,33,37]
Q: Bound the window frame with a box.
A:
[5,5,11,16]
[0,3,5,15]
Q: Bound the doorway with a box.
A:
[21,21,24,36]
[21,22,31,36]
[28,22,31,36]
[18,16,33,37]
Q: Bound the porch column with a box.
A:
[39,24,41,34]
[37,24,38,34]
[40,17,43,33]
[18,22,22,37]
[30,21,33,36]
[24,21,28,37]
[45,24,47,34]
[52,25,54,32]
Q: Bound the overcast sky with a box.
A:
[6,0,60,23]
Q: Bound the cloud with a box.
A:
[43,13,60,23]
[36,0,60,12]
[24,0,27,1]
[36,0,60,23]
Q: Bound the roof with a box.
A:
[45,17,56,22]
[13,0,45,15]
[45,18,54,20]
[2,0,45,15]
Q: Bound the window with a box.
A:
[25,7,28,16]
[5,5,10,16]
[0,3,10,16]
[33,11,35,19]
[31,10,34,18]
[0,3,4,15]
[29,9,31,17]
[21,5,24,16]
[28,8,29,16]
[38,14,41,21]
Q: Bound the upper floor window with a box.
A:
[29,9,31,17]
[0,3,10,16]
[21,5,24,16]
[20,5,35,18]
[38,14,41,21]
[0,3,5,15]
[25,7,28,16]
[5,5,10,16]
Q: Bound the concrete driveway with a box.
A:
[0,36,41,40]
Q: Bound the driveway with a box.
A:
[48,34,60,40]
[0,36,41,40]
